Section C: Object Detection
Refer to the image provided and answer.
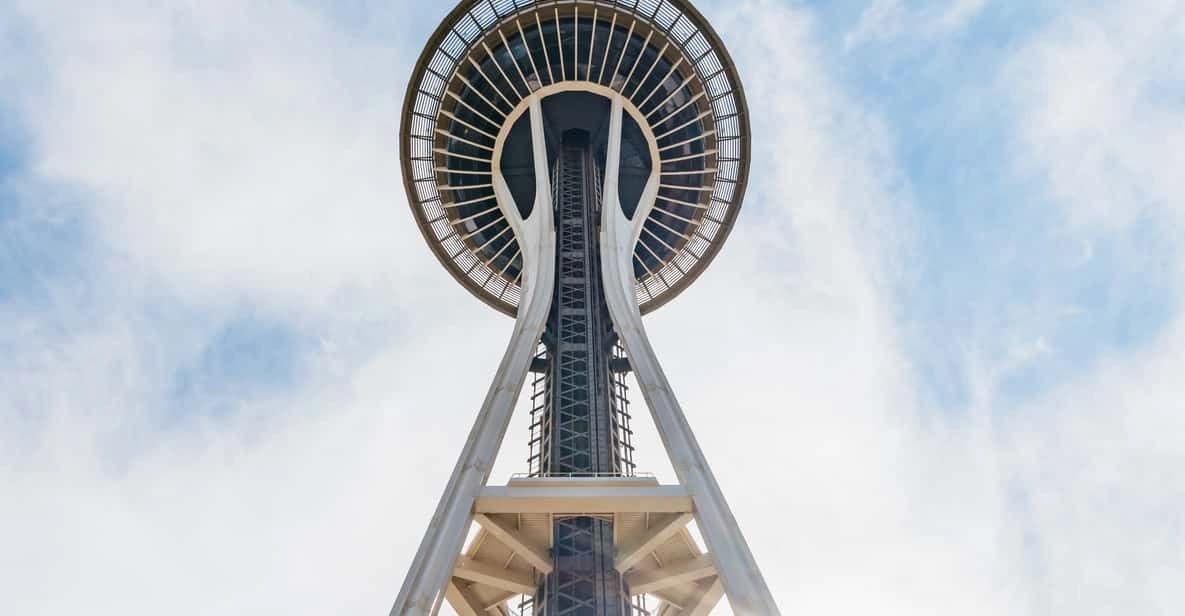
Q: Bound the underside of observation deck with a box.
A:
[453,476,727,616]
[401,0,750,316]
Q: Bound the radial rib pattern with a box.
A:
[402,0,750,316]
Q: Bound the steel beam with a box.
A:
[625,554,716,594]
[599,95,781,615]
[682,577,726,616]
[389,99,557,616]
[472,514,553,574]
[616,509,692,573]
[475,485,692,514]
[453,558,537,596]
[615,512,694,572]
[444,580,486,616]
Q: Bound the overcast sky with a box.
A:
[2,0,1183,614]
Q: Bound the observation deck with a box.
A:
[400,0,750,316]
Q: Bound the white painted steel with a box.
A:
[404,0,749,316]
[626,554,716,594]
[615,512,695,572]
[599,98,781,615]
[388,99,556,616]
[475,485,693,515]
[492,82,660,178]
[683,578,727,616]
[453,558,537,595]
[444,580,484,616]
[471,514,553,574]
[397,86,773,614]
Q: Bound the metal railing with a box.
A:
[402,0,749,316]
[510,471,657,479]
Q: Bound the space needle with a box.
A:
[393,1,778,614]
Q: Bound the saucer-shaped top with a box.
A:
[400,0,750,316]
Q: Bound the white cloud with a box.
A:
[845,0,987,49]
[1006,0,1185,230]
[846,0,908,48]
[2,0,967,612]
[0,1,508,614]
[0,309,511,615]
[998,2,1185,612]
[649,2,1021,613]
[1004,321,1185,614]
[6,0,446,311]
[933,0,989,33]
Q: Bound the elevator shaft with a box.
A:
[548,139,619,476]
[535,137,631,615]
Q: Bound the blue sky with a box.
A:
[2,1,1184,614]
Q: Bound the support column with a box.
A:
[389,99,556,616]
[599,96,782,616]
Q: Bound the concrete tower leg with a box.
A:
[389,99,556,616]
[599,97,782,616]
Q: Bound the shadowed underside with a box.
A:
[401,0,750,316]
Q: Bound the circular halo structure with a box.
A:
[400,0,750,316]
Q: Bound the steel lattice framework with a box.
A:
[537,138,632,614]
[549,144,617,475]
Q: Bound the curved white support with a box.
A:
[494,83,659,160]
[390,98,555,616]
[600,97,781,616]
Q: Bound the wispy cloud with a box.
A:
[5,0,429,308]
[0,2,508,613]
[997,2,1185,611]
[844,0,988,49]
[1007,1,1185,230]
[659,2,1021,612]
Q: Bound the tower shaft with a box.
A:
[535,138,631,614]
[546,140,620,477]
